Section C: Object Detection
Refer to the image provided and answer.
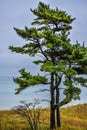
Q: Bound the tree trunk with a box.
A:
[55,75,61,128]
[50,72,55,130]
[56,86,61,127]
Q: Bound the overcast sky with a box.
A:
[0,0,87,76]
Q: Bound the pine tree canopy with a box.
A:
[14,68,48,94]
[9,2,87,106]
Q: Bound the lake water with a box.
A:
[0,76,87,110]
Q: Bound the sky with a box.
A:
[0,0,87,109]
[0,0,87,77]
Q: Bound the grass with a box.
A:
[60,103,87,130]
[0,104,87,130]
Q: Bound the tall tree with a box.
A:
[9,2,87,129]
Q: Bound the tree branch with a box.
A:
[35,89,50,93]
[36,39,49,60]
[53,99,71,109]
[41,99,50,102]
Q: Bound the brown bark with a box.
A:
[56,86,61,127]
[55,75,61,127]
[50,72,55,130]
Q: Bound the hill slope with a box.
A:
[0,104,87,130]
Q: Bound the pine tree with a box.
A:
[9,2,87,129]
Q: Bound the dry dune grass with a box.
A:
[0,104,87,130]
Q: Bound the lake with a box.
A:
[0,76,87,110]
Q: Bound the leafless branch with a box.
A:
[35,89,50,93]
[41,99,50,103]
